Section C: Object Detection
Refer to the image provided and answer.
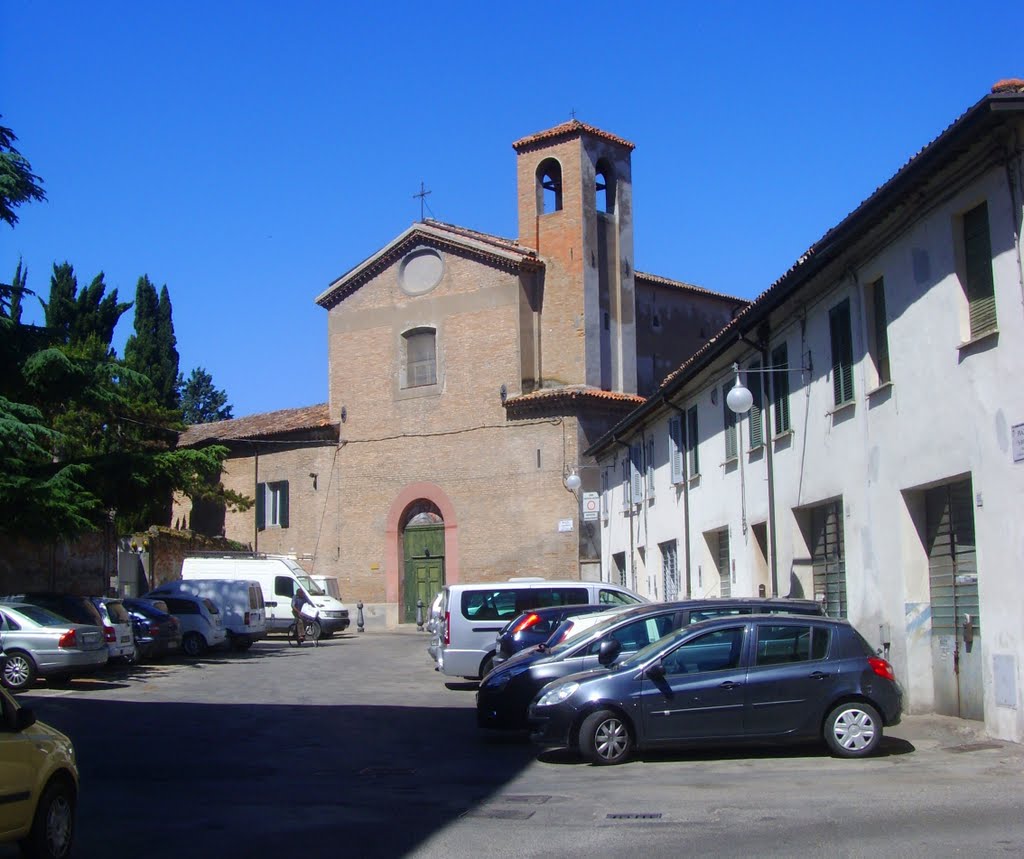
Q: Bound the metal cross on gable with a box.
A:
[413,181,431,221]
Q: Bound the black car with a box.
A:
[492,604,619,667]
[123,598,183,660]
[527,614,902,764]
[477,598,824,731]
[0,593,103,627]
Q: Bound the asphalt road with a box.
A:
[10,631,1024,858]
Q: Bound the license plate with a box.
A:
[121,636,130,643]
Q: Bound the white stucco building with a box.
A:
[587,83,1024,742]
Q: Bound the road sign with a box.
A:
[582,492,599,521]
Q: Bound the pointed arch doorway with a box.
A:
[401,501,445,624]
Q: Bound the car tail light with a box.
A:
[444,611,450,646]
[58,629,77,648]
[512,613,541,635]
[103,624,116,642]
[868,656,896,681]
[244,612,251,626]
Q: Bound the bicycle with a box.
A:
[287,613,322,647]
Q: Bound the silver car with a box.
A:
[0,603,108,691]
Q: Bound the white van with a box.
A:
[180,557,350,636]
[149,579,267,650]
[311,575,342,601]
[430,579,645,679]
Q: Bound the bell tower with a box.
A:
[513,121,637,394]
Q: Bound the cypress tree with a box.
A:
[156,285,180,408]
[123,275,161,399]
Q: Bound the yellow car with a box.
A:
[0,685,77,858]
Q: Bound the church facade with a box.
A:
[176,120,743,626]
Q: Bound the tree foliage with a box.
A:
[124,275,180,409]
[40,262,132,354]
[179,367,234,424]
[0,119,45,228]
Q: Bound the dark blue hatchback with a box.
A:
[527,614,902,765]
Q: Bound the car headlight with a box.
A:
[483,663,529,691]
[536,681,579,707]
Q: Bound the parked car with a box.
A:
[492,604,621,667]
[88,598,136,663]
[528,614,903,765]
[0,604,108,691]
[147,579,266,650]
[0,685,78,857]
[477,597,824,731]
[123,598,182,661]
[140,593,225,657]
[0,593,103,629]
[432,579,646,680]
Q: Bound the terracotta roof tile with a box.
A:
[635,271,747,304]
[177,403,337,447]
[504,386,646,408]
[512,120,635,153]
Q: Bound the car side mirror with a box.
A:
[15,708,36,731]
[646,663,665,681]
[598,638,622,666]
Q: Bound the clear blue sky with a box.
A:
[3,2,1019,418]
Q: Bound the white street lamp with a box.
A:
[726,363,754,415]
[563,470,582,493]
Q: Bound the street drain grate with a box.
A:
[607,813,663,820]
[463,808,536,820]
[358,767,417,776]
[946,742,1003,754]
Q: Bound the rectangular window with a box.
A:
[405,329,437,387]
[668,415,685,484]
[723,384,738,460]
[629,443,644,504]
[866,277,890,385]
[645,436,655,498]
[256,480,289,530]
[660,540,680,602]
[748,361,764,449]
[612,552,627,589]
[771,344,790,434]
[962,201,997,337]
[686,406,699,477]
[829,299,855,407]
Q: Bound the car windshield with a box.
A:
[546,612,625,656]
[11,604,74,627]
[297,575,325,596]
[617,626,691,670]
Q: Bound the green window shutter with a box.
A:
[748,362,763,448]
[686,406,699,475]
[872,279,890,383]
[963,202,997,337]
[771,344,790,434]
[630,443,644,502]
[255,482,266,531]
[669,416,684,484]
[723,385,737,459]
[279,481,289,528]
[829,300,854,406]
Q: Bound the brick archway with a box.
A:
[384,483,460,606]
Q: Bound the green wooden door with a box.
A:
[403,525,445,624]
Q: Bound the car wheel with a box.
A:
[20,775,75,859]
[1,650,36,692]
[824,701,883,758]
[182,632,206,658]
[479,654,495,679]
[579,709,632,765]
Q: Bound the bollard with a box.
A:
[356,600,365,633]
[416,598,424,631]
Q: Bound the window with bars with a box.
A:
[686,405,700,477]
[866,277,891,386]
[771,344,790,434]
[660,540,680,602]
[723,384,738,460]
[403,328,437,388]
[961,201,997,338]
[829,299,855,407]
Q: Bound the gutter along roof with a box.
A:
[585,86,1024,457]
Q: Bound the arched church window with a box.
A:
[595,159,615,214]
[537,158,563,214]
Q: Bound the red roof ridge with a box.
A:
[512,119,635,152]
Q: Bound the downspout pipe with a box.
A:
[663,396,693,598]
[612,436,636,593]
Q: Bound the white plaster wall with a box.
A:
[598,161,1024,743]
